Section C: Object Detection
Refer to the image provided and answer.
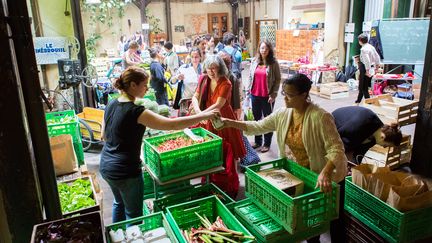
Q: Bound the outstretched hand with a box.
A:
[202,109,220,121]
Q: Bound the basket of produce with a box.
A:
[143,127,222,182]
[245,158,339,234]
[233,198,329,243]
[154,183,235,212]
[46,110,84,165]
[106,212,178,243]
[58,176,99,217]
[31,211,104,242]
[345,175,432,243]
[166,196,254,243]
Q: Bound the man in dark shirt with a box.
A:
[149,48,169,105]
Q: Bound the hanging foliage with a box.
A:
[81,0,125,60]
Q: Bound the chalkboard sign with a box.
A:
[379,19,429,64]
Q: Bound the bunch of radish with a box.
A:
[157,137,202,152]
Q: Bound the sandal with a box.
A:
[261,146,270,153]
[252,143,261,149]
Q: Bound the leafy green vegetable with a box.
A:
[46,115,77,125]
[58,178,96,214]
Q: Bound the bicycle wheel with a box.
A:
[79,118,93,151]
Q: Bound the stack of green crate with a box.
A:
[143,171,191,200]
[234,199,329,243]
[245,158,338,238]
[153,183,234,212]
[46,110,84,166]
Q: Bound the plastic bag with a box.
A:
[242,96,254,121]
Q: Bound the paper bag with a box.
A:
[50,134,78,176]
[368,172,402,201]
[387,176,432,212]
[351,164,390,190]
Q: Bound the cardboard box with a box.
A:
[257,168,304,196]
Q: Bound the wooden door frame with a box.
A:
[254,19,278,53]
[208,13,229,39]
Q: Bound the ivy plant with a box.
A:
[81,0,125,61]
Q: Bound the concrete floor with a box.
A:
[85,90,415,242]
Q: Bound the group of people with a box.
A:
[101,31,402,243]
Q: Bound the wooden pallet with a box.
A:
[362,135,412,169]
[361,94,418,126]
[319,82,349,99]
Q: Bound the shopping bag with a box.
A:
[50,134,78,176]
[351,164,390,190]
[240,135,261,168]
[387,175,432,212]
[242,96,254,121]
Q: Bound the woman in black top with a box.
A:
[332,106,402,164]
[100,67,217,223]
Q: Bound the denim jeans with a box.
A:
[251,95,274,147]
[103,175,144,223]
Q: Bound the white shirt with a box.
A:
[360,43,381,71]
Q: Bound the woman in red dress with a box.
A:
[192,55,246,198]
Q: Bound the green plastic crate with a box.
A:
[233,198,329,243]
[154,183,235,212]
[105,212,178,243]
[143,127,222,182]
[46,110,84,165]
[107,92,120,102]
[245,158,339,234]
[166,196,254,243]
[143,171,191,199]
[344,176,432,243]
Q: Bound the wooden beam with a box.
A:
[140,0,150,47]
[230,0,239,35]
[166,0,172,41]
[411,15,432,178]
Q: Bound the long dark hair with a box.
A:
[255,40,276,65]
[382,123,402,146]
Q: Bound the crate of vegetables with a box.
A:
[31,211,105,243]
[245,158,339,234]
[233,198,329,243]
[46,110,84,165]
[143,127,222,182]
[154,183,235,212]
[106,212,178,243]
[58,176,99,217]
[166,196,255,243]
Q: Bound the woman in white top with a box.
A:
[172,47,203,109]
[221,73,347,243]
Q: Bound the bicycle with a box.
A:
[43,89,102,152]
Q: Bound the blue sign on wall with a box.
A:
[34,37,69,64]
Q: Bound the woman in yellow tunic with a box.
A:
[221,73,348,243]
